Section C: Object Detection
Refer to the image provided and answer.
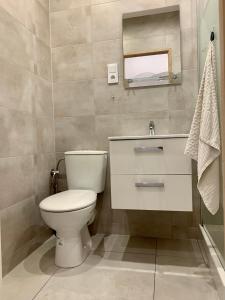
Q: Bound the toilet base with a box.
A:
[55,225,92,268]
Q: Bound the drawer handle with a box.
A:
[134,146,164,153]
[135,182,165,188]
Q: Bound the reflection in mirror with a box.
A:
[123,6,182,88]
[124,50,172,87]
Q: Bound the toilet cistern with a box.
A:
[149,121,155,135]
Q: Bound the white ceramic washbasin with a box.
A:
[108,134,189,141]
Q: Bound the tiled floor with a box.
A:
[0,234,219,300]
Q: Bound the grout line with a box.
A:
[31,267,59,300]
[50,0,119,14]
[49,0,56,163]
[51,37,122,50]
[197,239,208,266]
[93,248,156,257]
[0,4,49,48]
[0,152,55,160]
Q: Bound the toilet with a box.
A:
[39,150,107,268]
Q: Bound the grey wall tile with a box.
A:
[1,196,51,276]
[95,112,170,149]
[0,7,35,73]
[124,87,169,113]
[92,1,122,42]
[181,28,198,71]
[31,0,50,46]
[0,108,34,157]
[37,0,49,11]
[182,69,198,110]
[93,79,125,115]
[168,85,186,110]
[95,114,122,150]
[121,0,167,14]
[35,117,55,154]
[50,0,91,12]
[0,0,33,31]
[169,109,193,133]
[34,38,52,81]
[51,6,92,48]
[54,81,95,117]
[0,156,34,210]
[94,80,169,115]
[93,39,122,79]
[0,0,54,277]
[55,116,96,152]
[34,76,53,117]
[179,0,195,30]
[119,112,169,136]
[0,59,33,113]
[0,0,49,40]
[52,43,93,82]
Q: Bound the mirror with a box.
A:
[122,6,182,88]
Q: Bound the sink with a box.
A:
[108,134,189,141]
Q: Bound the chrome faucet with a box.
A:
[149,121,155,136]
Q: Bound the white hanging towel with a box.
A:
[185,41,221,215]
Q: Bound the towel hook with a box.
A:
[210,27,215,41]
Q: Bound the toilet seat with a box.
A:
[39,190,97,213]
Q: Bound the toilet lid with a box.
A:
[39,190,97,212]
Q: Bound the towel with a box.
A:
[185,41,221,215]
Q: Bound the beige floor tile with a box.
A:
[34,251,155,300]
[93,234,156,255]
[156,255,209,277]
[0,235,219,300]
[155,255,219,300]
[154,273,219,300]
[157,238,203,260]
[0,237,57,300]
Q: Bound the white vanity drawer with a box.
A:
[111,174,192,211]
[110,138,191,175]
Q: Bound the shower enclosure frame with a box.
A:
[195,2,225,297]
[198,0,225,266]
[219,0,225,260]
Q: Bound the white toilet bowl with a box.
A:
[40,190,97,268]
[39,150,107,268]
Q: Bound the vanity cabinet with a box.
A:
[109,135,192,212]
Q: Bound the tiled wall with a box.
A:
[0,0,55,276]
[0,0,200,278]
[50,0,200,239]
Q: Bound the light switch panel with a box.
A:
[107,63,119,84]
